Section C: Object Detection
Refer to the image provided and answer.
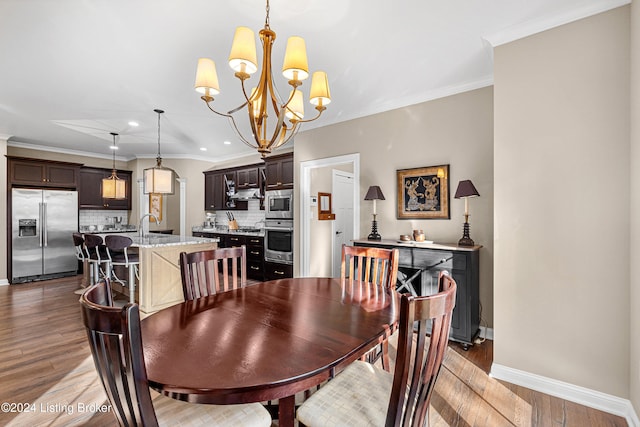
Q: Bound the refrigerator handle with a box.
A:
[38,203,43,247]
[43,203,48,247]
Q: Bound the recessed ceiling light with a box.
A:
[200,147,207,151]
[223,140,231,145]
[128,121,139,127]
[109,146,118,150]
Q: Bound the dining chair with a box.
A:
[297,271,456,427]
[80,280,272,427]
[179,245,247,300]
[105,234,139,303]
[82,233,110,286]
[341,244,399,371]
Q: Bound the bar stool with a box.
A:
[83,234,110,286]
[72,233,91,294]
[105,235,139,303]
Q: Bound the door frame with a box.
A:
[300,153,360,277]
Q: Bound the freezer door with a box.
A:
[12,189,44,279]
[43,190,78,275]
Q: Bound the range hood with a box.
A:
[229,188,262,200]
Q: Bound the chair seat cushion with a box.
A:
[152,391,272,427]
[297,360,393,427]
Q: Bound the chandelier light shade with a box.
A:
[102,132,126,199]
[143,109,177,195]
[194,0,331,157]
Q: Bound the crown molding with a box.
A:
[7,140,129,162]
[483,0,631,47]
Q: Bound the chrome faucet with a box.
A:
[139,213,160,238]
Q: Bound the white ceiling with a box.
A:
[0,0,627,163]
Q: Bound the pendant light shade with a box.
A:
[143,109,176,194]
[102,132,126,199]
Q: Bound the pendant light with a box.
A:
[143,109,176,194]
[102,132,126,199]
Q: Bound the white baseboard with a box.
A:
[0,279,9,286]
[491,363,640,427]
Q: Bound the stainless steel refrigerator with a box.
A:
[12,188,78,283]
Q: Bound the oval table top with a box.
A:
[141,277,399,426]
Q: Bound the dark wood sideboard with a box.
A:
[353,239,481,349]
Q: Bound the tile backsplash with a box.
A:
[79,210,130,228]
[210,200,265,228]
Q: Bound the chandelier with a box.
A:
[143,109,177,194]
[194,0,331,157]
[102,132,126,199]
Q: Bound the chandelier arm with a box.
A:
[295,107,327,124]
[266,107,288,148]
[246,97,264,148]
[203,99,234,118]
[272,121,301,150]
[225,115,259,148]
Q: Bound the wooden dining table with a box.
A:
[140,277,400,427]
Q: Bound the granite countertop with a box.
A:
[81,225,137,234]
[192,226,265,237]
[93,232,219,248]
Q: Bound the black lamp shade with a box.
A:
[454,180,479,199]
[364,185,385,201]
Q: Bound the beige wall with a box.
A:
[295,87,494,326]
[494,6,630,398]
[630,0,640,413]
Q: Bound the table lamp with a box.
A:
[364,185,385,241]
[454,180,480,246]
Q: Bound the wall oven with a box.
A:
[264,219,293,264]
[265,189,293,219]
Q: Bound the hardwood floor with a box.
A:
[0,276,627,426]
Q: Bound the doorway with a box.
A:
[300,153,360,277]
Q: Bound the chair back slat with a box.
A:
[340,245,399,290]
[80,280,159,427]
[179,246,247,300]
[387,271,457,427]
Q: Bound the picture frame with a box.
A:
[397,164,450,219]
[318,192,335,220]
[149,193,162,222]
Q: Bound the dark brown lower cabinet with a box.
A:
[192,232,264,281]
[264,261,293,281]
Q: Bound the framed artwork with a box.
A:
[396,164,450,219]
[149,193,162,222]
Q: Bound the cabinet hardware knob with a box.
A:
[275,270,284,275]
[250,251,260,255]
[251,266,259,270]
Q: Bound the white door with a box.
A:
[332,171,355,277]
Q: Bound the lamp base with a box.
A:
[458,221,475,246]
[368,218,381,241]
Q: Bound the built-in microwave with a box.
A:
[265,189,293,219]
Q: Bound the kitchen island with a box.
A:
[97,232,219,314]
